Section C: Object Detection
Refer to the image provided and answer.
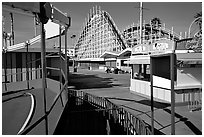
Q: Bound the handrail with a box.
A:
[19,81,68,135]
[47,81,68,114]
[2,64,65,81]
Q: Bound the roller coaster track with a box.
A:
[103,11,126,50]
[76,9,127,59]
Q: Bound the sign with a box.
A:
[151,53,177,89]
[132,44,149,54]
[132,39,175,55]
[152,43,168,51]
[150,39,174,53]
[185,37,202,52]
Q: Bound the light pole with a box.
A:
[140,2,143,44]
[71,34,76,70]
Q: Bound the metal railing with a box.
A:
[68,89,152,135]
[18,81,68,135]
[188,89,202,111]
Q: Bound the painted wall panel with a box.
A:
[16,53,22,81]
[32,53,36,80]
[22,53,26,81]
[12,53,16,82]
[6,53,11,82]
[27,53,31,80]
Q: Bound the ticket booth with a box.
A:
[129,39,202,105]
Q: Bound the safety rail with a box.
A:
[68,89,152,135]
[18,81,68,135]
[188,89,202,112]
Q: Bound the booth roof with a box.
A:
[176,67,202,90]
[99,51,119,58]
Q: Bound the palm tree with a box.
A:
[194,11,202,30]
[150,17,162,29]
[194,11,202,37]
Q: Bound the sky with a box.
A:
[2,1,202,47]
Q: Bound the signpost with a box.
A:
[150,52,176,135]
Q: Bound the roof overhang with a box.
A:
[118,48,132,57]
[100,51,119,58]
[176,53,202,62]
[175,67,202,90]
[78,58,104,62]
[128,55,150,64]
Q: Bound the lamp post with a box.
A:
[71,34,76,70]
[139,2,143,44]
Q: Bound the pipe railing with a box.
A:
[18,81,68,135]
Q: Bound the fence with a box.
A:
[68,89,152,135]
[188,89,202,111]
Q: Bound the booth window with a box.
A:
[132,64,150,81]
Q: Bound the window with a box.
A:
[132,64,150,81]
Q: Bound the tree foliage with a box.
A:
[150,17,162,29]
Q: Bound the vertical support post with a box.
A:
[64,26,69,106]
[4,35,8,91]
[171,51,175,135]
[34,16,37,37]
[10,12,14,45]
[150,57,154,135]
[65,28,68,83]
[139,2,143,44]
[3,44,7,91]
[172,27,174,40]
[26,42,30,89]
[40,22,48,135]
[150,20,153,44]
[59,25,62,90]
[3,16,7,91]
[179,32,182,40]
[59,25,64,107]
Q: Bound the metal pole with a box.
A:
[65,28,68,82]
[59,25,62,90]
[170,51,175,135]
[40,22,48,135]
[9,37,13,82]
[10,13,14,45]
[3,16,7,91]
[139,2,143,44]
[3,40,8,91]
[59,25,64,107]
[150,57,154,135]
[26,42,30,89]
[65,27,69,105]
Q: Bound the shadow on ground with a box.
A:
[69,73,119,89]
[54,95,126,135]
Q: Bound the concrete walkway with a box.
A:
[69,68,202,135]
[2,78,66,135]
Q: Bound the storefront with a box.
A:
[128,39,202,104]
